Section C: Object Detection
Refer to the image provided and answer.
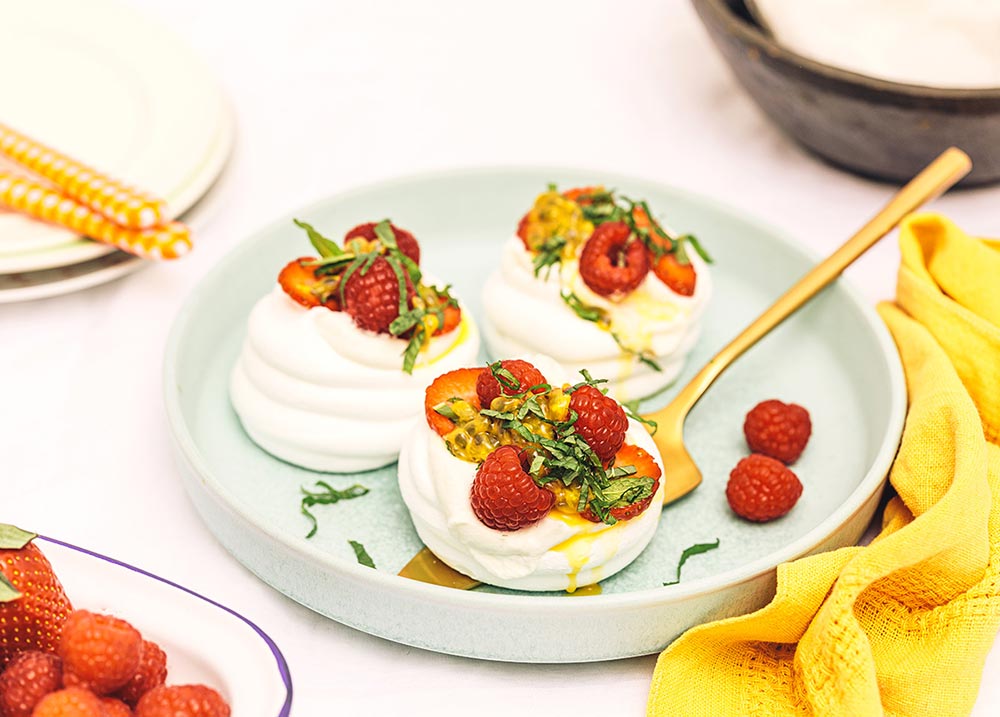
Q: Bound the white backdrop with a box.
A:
[3,0,997,714]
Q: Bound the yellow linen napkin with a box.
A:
[647,213,1000,717]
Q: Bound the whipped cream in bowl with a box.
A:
[398,355,665,592]
[482,186,712,403]
[230,218,481,473]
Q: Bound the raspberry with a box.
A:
[134,685,230,717]
[0,651,62,717]
[113,640,167,708]
[651,253,697,296]
[743,400,812,464]
[470,446,554,531]
[344,221,420,265]
[475,360,547,409]
[578,222,649,296]
[58,611,142,696]
[726,454,803,522]
[569,385,628,466]
[342,256,414,333]
[424,368,484,437]
[31,688,103,717]
[100,698,133,717]
[580,444,662,523]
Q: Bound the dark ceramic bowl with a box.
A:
[693,0,1000,186]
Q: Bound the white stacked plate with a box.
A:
[0,0,234,302]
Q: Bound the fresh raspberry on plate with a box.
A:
[578,221,649,297]
[344,221,420,265]
[470,446,554,531]
[342,256,414,333]
[59,610,142,695]
[569,384,628,466]
[31,687,103,717]
[475,359,548,409]
[0,650,62,717]
[134,685,230,717]
[743,399,812,464]
[726,454,803,522]
[114,640,167,708]
[424,368,484,436]
[651,252,697,296]
[580,444,662,523]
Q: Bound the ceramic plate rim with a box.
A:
[0,0,236,273]
[36,535,293,715]
[163,165,907,612]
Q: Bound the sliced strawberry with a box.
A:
[562,186,603,205]
[434,303,462,335]
[278,257,324,308]
[515,213,531,250]
[580,444,662,523]
[424,368,485,436]
[651,252,696,296]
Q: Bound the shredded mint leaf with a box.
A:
[301,482,369,539]
[622,400,658,435]
[294,219,344,258]
[601,476,655,508]
[349,540,376,568]
[487,361,520,392]
[0,524,36,550]
[400,327,425,374]
[0,573,21,602]
[682,234,713,264]
[434,403,460,422]
[373,219,397,249]
[610,332,662,373]
[561,291,605,323]
[663,539,720,586]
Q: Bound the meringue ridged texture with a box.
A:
[397,355,666,592]
[230,286,481,472]
[482,235,711,402]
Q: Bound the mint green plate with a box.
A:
[164,168,905,663]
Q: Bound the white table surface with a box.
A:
[3,0,998,714]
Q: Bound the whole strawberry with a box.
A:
[569,384,628,466]
[470,446,554,531]
[134,685,230,717]
[0,526,73,669]
[726,454,803,522]
[475,359,547,409]
[743,399,812,464]
[342,256,414,333]
[59,610,142,695]
[0,650,62,717]
[114,639,167,707]
[578,221,649,296]
[31,687,103,717]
